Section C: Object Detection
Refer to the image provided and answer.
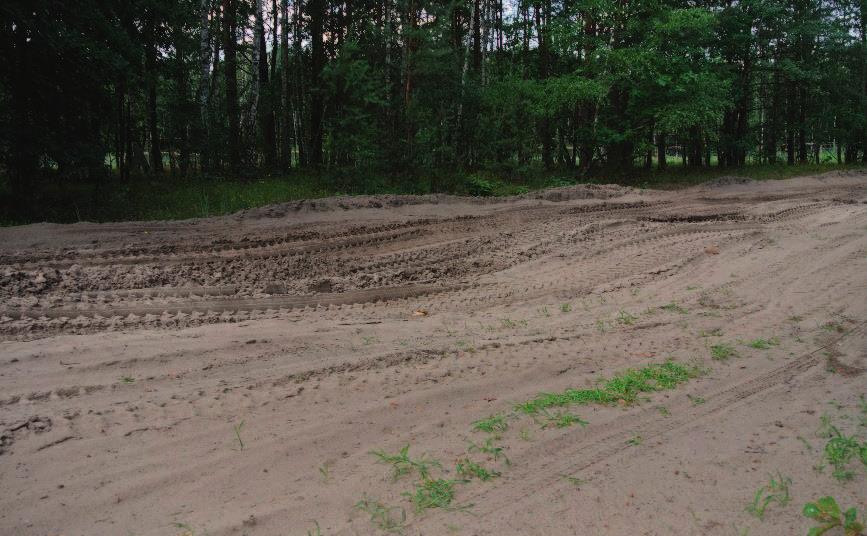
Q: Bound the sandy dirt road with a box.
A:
[1,171,865,536]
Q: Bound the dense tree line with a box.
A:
[1,0,865,191]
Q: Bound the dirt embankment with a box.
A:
[0,170,865,535]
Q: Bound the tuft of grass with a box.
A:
[120,376,135,384]
[616,310,638,325]
[746,337,779,350]
[370,445,442,481]
[516,361,701,414]
[355,495,407,534]
[710,343,737,361]
[471,414,508,434]
[306,521,322,536]
[456,459,500,481]
[687,394,706,405]
[319,462,332,483]
[745,472,791,520]
[538,410,588,429]
[627,436,643,446]
[560,303,572,313]
[824,433,865,481]
[468,437,510,465]
[404,479,461,513]
[233,420,245,450]
[660,303,689,314]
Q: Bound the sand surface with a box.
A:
[1,171,865,535]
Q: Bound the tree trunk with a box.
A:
[145,11,163,175]
[198,0,212,171]
[223,0,241,172]
[657,131,666,170]
[280,0,292,170]
[309,0,325,166]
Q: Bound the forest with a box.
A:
[0,0,865,221]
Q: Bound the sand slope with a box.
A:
[1,171,865,535]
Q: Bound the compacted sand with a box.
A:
[1,171,865,535]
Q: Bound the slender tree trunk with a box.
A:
[223,0,241,172]
[536,1,553,169]
[145,11,163,175]
[309,0,325,166]
[198,0,212,172]
[280,0,292,170]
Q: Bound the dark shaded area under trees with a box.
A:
[0,0,865,222]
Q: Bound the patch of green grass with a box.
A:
[355,495,407,534]
[370,445,442,481]
[745,472,791,520]
[404,479,461,513]
[538,411,588,429]
[660,303,689,314]
[687,394,706,405]
[468,437,510,465]
[656,405,671,416]
[616,310,638,325]
[746,337,779,350]
[824,432,866,481]
[498,317,528,329]
[627,435,643,446]
[119,376,135,384]
[516,361,702,414]
[306,521,322,536]
[710,343,737,361]
[471,414,508,434]
[456,459,500,481]
[560,303,572,313]
[802,496,864,536]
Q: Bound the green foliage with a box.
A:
[747,338,779,350]
[370,445,442,481]
[456,459,500,481]
[802,496,864,536]
[355,496,407,534]
[516,361,701,414]
[472,414,509,435]
[464,175,495,197]
[710,343,737,361]
[404,479,460,513]
[745,472,791,520]
[823,432,866,481]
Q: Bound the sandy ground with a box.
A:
[1,171,865,536]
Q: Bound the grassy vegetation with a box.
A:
[516,361,702,414]
[355,496,407,534]
[370,445,442,481]
[710,343,738,361]
[746,472,792,520]
[802,496,864,536]
[1,162,861,225]
[404,478,461,513]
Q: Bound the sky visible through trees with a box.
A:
[0,0,865,193]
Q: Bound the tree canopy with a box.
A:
[1,0,865,190]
